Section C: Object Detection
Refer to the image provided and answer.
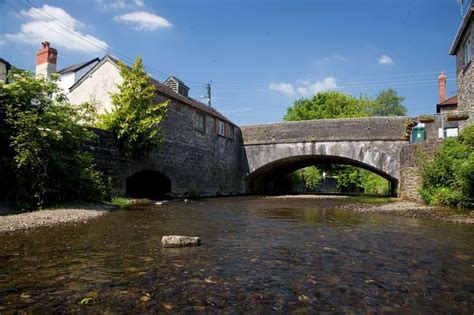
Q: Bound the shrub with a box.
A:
[0,68,109,211]
[420,125,474,208]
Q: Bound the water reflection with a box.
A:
[0,196,472,313]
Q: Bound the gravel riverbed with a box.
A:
[267,195,474,224]
[0,204,116,233]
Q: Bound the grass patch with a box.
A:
[112,197,132,207]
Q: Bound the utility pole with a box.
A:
[206,81,212,107]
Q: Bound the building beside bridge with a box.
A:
[450,2,474,128]
[33,41,243,198]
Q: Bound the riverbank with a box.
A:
[267,195,474,224]
[0,203,116,233]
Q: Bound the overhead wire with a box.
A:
[7,0,208,88]
[4,0,453,113]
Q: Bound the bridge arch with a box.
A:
[126,169,172,199]
[243,141,401,196]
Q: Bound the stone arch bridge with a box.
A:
[87,117,414,198]
[240,117,414,196]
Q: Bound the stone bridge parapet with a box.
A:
[241,116,415,145]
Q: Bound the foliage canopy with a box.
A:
[0,69,109,211]
[99,56,168,156]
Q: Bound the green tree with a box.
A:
[368,88,407,116]
[100,56,168,156]
[284,91,372,121]
[0,68,109,211]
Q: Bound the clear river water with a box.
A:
[0,196,473,313]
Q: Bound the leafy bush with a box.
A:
[420,125,474,208]
[184,188,201,200]
[0,68,109,211]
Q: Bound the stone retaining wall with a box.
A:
[399,141,442,201]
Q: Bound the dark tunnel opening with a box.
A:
[126,170,172,199]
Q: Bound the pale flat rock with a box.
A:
[161,235,201,248]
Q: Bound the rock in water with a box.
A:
[161,235,201,248]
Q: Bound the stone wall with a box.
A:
[399,141,442,201]
[454,15,474,130]
[85,103,243,197]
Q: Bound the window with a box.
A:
[464,35,471,66]
[195,111,205,132]
[438,127,459,138]
[217,120,225,136]
[227,124,234,139]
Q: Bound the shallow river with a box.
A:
[0,196,473,313]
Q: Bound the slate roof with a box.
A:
[450,3,474,55]
[438,95,458,106]
[57,58,99,74]
[69,55,235,125]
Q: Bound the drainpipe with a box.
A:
[440,113,445,139]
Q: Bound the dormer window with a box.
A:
[464,35,471,66]
[164,75,190,97]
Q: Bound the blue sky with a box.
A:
[0,0,466,125]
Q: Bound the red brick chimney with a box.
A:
[438,71,446,103]
[35,41,57,78]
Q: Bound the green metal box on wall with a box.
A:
[411,127,426,144]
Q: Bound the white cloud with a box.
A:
[269,77,337,97]
[269,82,294,95]
[377,54,394,65]
[95,0,144,9]
[114,11,172,31]
[321,54,347,63]
[3,4,108,54]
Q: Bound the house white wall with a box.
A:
[68,60,122,114]
[58,72,75,93]
[58,62,99,96]
[0,61,7,82]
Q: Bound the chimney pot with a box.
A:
[438,71,446,103]
[36,41,57,78]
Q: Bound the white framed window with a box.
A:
[438,127,459,138]
[195,111,205,132]
[217,120,225,136]
[464,35,471,66]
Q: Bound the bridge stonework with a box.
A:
[241,117,415,195]
[86,116,423,198]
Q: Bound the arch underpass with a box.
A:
[245,154,397,195]
[126,170,172,199]
[241,117,414,196]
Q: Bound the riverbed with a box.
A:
[0,196,473,313]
